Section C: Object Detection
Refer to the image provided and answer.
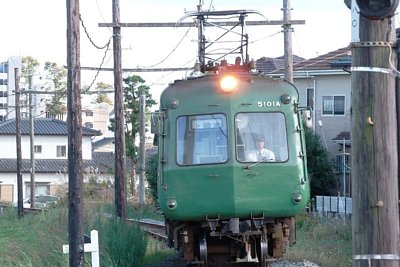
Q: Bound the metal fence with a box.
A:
[313,195,352,216]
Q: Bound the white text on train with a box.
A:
[257,101,281,107]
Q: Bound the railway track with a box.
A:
[127,218,168,242]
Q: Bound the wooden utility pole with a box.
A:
[282,0,293,83]
[15,68,23,219]
[66,0,84,266]
[113,0,127,219]
[351,6,400,267]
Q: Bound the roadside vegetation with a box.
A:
[286,213,352,267]
[0,202,350,267]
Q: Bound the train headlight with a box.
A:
[281,94,292,104]
[220,75,238,93]
[167,198,177,210]
[292,193,302,204]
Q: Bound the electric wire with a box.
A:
[137,26,192,69]
[79,13,112,92]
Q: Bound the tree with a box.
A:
[109,75,157,196]
[305,127,338,197]
[94,82,113,104]
[146,153,158,202]
[43,62,67,117]
[21,56,39,80]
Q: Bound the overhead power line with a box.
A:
[98,20,305,28]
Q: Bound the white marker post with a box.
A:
[351,0,360,42]
[63,230,100,267]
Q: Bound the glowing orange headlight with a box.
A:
[219,75,238,93]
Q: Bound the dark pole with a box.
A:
[113,0,127,219]
[15,68,23,219]
[351,6,400,266]
[66,0,84,266]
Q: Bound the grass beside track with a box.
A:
[0,203,351,267]
[285,213,352,267]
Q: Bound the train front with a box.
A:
[153,69,310,266]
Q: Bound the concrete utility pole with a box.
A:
[138,89,146,206]
[113,0,127,219]
[282,0,293,83]
[15,68,23,219]
[66,0,84,266]
[28,70,35,208]
[351,1,400,265]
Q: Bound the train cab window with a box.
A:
[235,112,288,163]
[177,114,228,165]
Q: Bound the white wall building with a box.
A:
[0,118,119,204]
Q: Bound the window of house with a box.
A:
[85,111,94,117]
[25,182,50,198]
[0,79,7,85]
[0,90,7,97]
[34,145,42,153]
[322,95,345,115]
[56,145,66,157]
[0,103,7,109]
[84,122,94,128]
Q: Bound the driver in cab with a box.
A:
[246,136,275,162]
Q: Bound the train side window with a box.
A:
[176,113,228,166]
[235,112,288,163]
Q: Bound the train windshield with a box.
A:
[235,112,288,163]
[177,114,228,165]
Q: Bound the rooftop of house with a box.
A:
[93,137,114,150]
[333,131,350,141]
[0,118,101,136]
[256,55,305,73]
[256,46,352,74]
[292,46,351,71]
[0,152,122,173]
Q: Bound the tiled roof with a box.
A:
[93,137,114,149]
[256,55,304,73]
[0,152,126,173]
[292,47,351,71]
[258,47,352,74]
[0,118,101,136]
[332,131,350,142]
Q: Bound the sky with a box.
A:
[0,0,354,101]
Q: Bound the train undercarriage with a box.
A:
[166,216,296,267]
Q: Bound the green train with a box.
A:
[152,60,311,266]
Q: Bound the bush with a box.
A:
[305,127,338,197]
[91,216,148,267]
[146,153,158,203]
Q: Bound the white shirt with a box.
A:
[246,148,275,162]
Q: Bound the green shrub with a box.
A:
[91,216,148,267]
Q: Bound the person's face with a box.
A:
[257,141,265,149]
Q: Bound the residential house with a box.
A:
[0,118,117,204]
[260,47,352,195]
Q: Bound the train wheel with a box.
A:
[199,230,208,267]
[258,237,268,267]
